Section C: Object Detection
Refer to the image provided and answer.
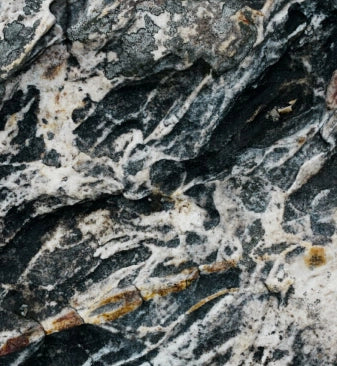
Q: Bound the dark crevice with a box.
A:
[0,193,118,284]
[284,4,308,34]
[182,43,316,183]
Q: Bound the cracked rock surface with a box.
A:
[1,0,337,365]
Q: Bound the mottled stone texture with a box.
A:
[1,0,337,365]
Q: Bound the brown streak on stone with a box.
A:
[187,288,238,314]
[91,289,142,324]
[238,13,250,25]
[200,260,236,274]
[145,282,187,299]
[46,310,84,335]
[305,246,326,268]
[43,63,63,80]
[0,334,29,356]
[141,268,200,301]
[97,300,142,323]
[297,136,306,144]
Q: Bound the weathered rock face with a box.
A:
[1,0,337,365]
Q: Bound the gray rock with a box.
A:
[1,1,337,365]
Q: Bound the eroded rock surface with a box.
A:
[1,0,337,365]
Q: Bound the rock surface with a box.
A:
[1,0,337,365]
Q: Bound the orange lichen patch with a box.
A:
[42,63,63,80]
[199,260,236,274]
[140,268,200,301]
[45,310,84,335]
[304,246,327,268]
[89,288,142,325]
[0,334,30,356]
[187,288,238,314]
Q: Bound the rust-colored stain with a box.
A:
[143,281,189,300]
[46,310,84,335]
[305,246,326,268]
[184,268,200,286]
[187,288,238,314]
[297,136,306,144]
[238,13,250,25]
[0,334,29,356]
[43,63,63,80]
[200,260,236,274]
[0,262,239,354]
[91,288,142,324]
[98,300,142,323]
[141,268,200,301]
[98,288,140,307]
